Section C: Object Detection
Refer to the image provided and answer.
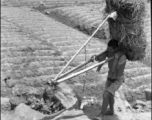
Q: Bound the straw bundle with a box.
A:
[105,0,147,61]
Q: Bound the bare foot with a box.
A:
[104,110,114,115]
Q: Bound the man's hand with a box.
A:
[96,64,104,72]
[96,66,101,72]
[90,55,97,62]
[47,80,58,87]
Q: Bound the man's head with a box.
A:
[107,39,119,53]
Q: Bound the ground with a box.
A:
[1,0,151,120]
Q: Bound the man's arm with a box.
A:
[95,50,108,72]
[117,55,126,69]
[95,49,108,62]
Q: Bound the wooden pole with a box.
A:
[56,57,114,84]
[54,11,117,81]
[56,59,92,80]
[54,14,111,81]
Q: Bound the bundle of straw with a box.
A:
[105,0,147,61]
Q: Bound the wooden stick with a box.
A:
[54,14,111,81]
[56,57,114,84]
[56,59,92,80]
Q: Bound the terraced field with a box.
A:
[142,3,151,66]
[1,0,151,119]
[44,2,151,61]
[1,0,104,7]
[1,6,105,88]
[44,4,109,40]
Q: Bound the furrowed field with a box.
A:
[1,0,151,120]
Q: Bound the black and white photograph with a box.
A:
[1,0,151,120]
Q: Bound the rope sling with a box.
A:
[82,45,87,93]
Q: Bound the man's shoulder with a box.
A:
[117,51,127,64]
[117,51,126,57]
[116,51,127,62]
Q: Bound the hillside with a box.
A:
[1,0,151,120]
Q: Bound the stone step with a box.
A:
[144,89,151,100]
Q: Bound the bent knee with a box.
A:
[103,91,112,98]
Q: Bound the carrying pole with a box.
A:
[53,11,117,81]
[56,57,114,84]
[56,59,92,80]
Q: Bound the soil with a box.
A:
[1,0,151,120]
[40,5,108,40]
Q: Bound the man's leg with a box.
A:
[109,93,114,112]
[92,79,112,120]
[105,77,124,115]
[101,91,110,115]
[100,80,112,115]
[105,92,114,115]
[93,91,111,120]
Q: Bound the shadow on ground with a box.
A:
[40,100,121,120]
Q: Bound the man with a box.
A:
[92,39,127,120]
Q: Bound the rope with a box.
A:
[82,46,87,93]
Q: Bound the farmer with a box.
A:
[91,39,127,120]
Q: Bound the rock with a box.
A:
[132,100,147,110]
[9,96,27,109]
[6,79,19,88]
[144,88,151,100]
[1,113,14,120]
[44,11,50,14]
[132,100,151,112]
[12,84,27,96]
[124,100,131,109]
[43,86,55,101]
[146,101,151,109]
[12,84,43,97]
[1,97,11,111]
[41,104,51,114]
[136,100,147,106]
[80,96,98,109]
[55,83,78,109]
[14,103,45,120]
[1,77,7,87]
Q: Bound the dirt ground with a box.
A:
[1,0,151,120]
